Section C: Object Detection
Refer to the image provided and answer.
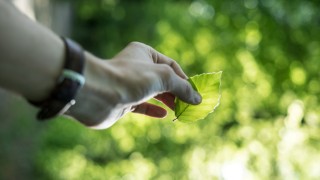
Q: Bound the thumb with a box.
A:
[165,73,202,105]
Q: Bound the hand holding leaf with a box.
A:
[174,72,222,123]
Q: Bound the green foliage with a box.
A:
[35,0,320,179]
[174,72,222,123]
[2,0,320,179]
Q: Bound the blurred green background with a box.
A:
[1,0,320,179]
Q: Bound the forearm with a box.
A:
[0,1,200,129]
[0,1,64,101]
[0,1,120,127]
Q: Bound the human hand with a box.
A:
[67,42,201,129]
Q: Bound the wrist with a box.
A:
[66,52,122,127]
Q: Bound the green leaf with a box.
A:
[174,71,222,123]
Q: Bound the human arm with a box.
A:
[0,1,64,102]
[0,1,201,129]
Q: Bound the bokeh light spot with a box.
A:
[189,1,215,19]
[290,66,306,85]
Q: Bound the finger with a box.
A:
[154,92,175,110]
[132,102,167,118]
[149,47,188,79]
[158,66,202,105]
[171,77,202,105]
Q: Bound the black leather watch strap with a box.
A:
[29,37,85,120]
[63,38,85,73]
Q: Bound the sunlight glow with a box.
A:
[290,66,306,85]
[221,160,251,180]
[189,1,215,19]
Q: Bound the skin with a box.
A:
[0,1,201,129]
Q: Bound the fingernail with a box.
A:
[193,92,202,104]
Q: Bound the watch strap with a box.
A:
[29,37,85,120]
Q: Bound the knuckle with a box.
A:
[170,61,179,68]
[128,41,145,48]
[151,50,159,62]
[128,42,153,57]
